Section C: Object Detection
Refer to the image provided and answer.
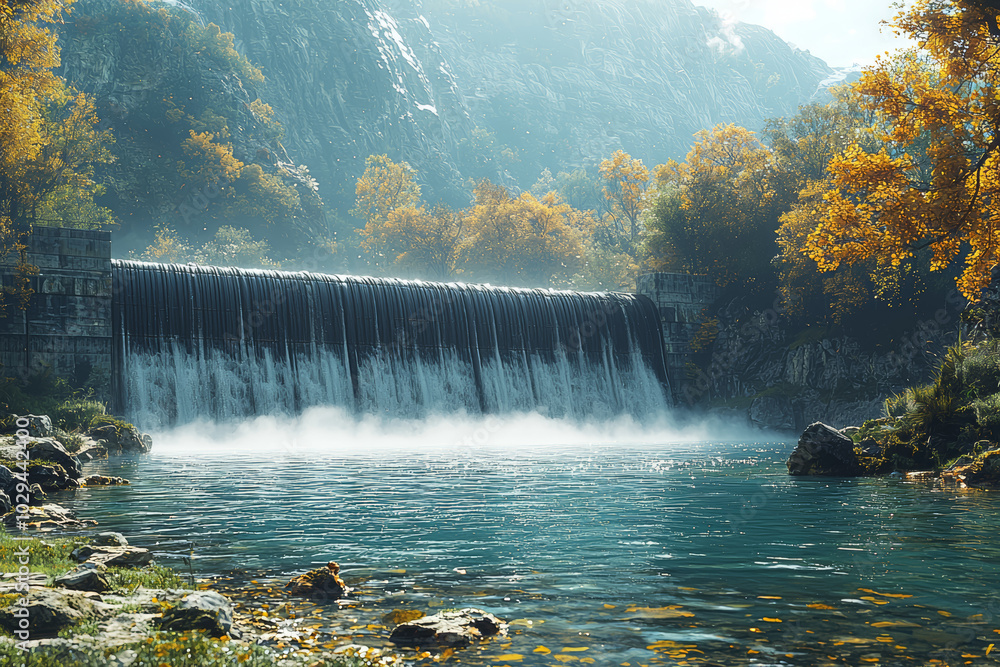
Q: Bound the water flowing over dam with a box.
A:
[111,260,671,426]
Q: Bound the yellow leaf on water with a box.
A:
[859,597,888,605]
[807,603,836,610]
[858,588,913,599]
[553,655,577,663]
[763,618,782,623]
[533,646,551,654]
[603,604,616,609]
[623,605,695,619]
[494,654,523,661]
[871,621,920,628]
[562,647,589,652]
[758,596,782,600]
[938,610,952,617]
[987,643,995,655]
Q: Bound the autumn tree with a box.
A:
[379,204,464,279]
[0,0,117,312]
[354,155,422,268]
[803,1,1000,301]
[598,150,649,258]
[459,180,584,286]
[645,124,792,291]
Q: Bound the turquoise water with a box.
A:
[57,420,1000,665]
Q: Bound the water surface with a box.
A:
[58,417,1000,665]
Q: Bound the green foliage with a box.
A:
[863,340,1000,473]
[142,225,280,269]
[52,398,106,432]
[0,530,90,584]
[106,564,189,594]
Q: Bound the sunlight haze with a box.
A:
[695,0,913,67]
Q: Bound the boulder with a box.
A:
[0,588,112,635]
[71,545,152,568]
[88,424,152,455]
[857,438,882,457]
[962,449,1000,489]
[55,563,110,593]
[787,422,861,476]
[28,437,82,478]
[389,608,507,647]
[10,414,53,438]
[92,532,129,547]
[0,490,10,515]
[156,591,233,637]
[3,503,96,530]
[29,464,72,492]
[0,464,15,492]
[285,561,349,599]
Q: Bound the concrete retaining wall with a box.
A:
[0,227,112,393]
[636,272,720,391]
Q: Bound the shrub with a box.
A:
[53,398,106,432]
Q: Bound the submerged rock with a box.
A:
[389,608,507,647]
[82,475,130,487]
[286,561,349,600]
[156,590,234,637]
[787,422,861,476]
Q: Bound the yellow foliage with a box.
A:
[381,204,464,279]
[354,155,421,267]
[459,180,585,286]
[804,2,1000,301]
[598,149,649,257]
[646,124,785,290]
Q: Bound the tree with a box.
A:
[804,1,1000,301]
[354,155,421,268]
[380,204,464,280]
[1,0,116,314]
[598,150,649,258]
[645,124,791,291]
[459,180,584,286]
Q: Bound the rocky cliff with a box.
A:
[159,0,830,208]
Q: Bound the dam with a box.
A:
[0,227,685,426]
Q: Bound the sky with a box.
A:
[693,0,914,68]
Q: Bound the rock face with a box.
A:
[787,422,861,476]
[58,0,831,221]
[285,561,349,600]
[157,591,234,637]
[389,608,507,647]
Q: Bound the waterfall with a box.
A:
[111,261,670,426]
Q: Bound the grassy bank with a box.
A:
[852,338,1000,476]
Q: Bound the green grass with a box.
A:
[106,564,188,594]
[0,531,89,584]
[858,338,1000,474]
[0,531,190,594]
[0,630,385,666]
